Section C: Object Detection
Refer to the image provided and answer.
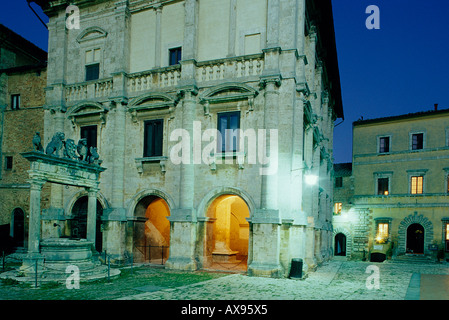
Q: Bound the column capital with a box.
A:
[86,186,100,195]
[28,178,46,190]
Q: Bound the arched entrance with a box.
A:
[71,196,103,252]
[133,195,170,264]
[334,233,346,256]
[204,195,250,272]
[407,223,425,254]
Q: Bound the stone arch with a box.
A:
[398,212,433,255]
[198,187,253,272]
[332,226,352,258]
[65,189,110,215]
[127,189,174,263]
[197,186,256,219]
[76,26,108,43]
[126,188,176,218]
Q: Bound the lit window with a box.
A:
[412,133,424,150]
[411,176,424,194]
[376,223,389,243]
[334,202,342,215]
[446,224,449,241]
[379,136,390,153]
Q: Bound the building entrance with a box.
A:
[407,223,424,254]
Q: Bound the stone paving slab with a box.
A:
[118,260,449,300]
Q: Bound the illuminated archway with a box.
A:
[204,195,250,272]
[133,195,170,264]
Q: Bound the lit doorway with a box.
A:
[133,196,170,264]
[334,233,346,256]
[71,196,103,252]
[407,223,424,254]
[204,195,250,272]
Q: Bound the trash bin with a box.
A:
[289,258,303,279]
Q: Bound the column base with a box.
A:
[247,262,283,278]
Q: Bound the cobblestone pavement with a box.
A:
[118,260,449,300]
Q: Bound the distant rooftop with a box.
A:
[353,105,449,127]
[334,162,352,176]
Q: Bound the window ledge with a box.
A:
[209,152,246,170]
[135,156,168,174]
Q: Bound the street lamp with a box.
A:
[304,172,318,186]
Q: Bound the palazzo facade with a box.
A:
[333,107,449,263]
[34,0,343,277]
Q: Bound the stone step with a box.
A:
[390,255,435,264]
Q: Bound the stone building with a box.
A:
[333,107,449,262]
[0,24,48,253]
[33,0,343,277]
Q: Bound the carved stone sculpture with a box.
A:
[77,138,89,162]
[45,132,65,157]
[64,139,78,160]
[32,132,43,152]
[88,146,102,165]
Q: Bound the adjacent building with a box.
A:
[0,24,48,253]
[30,0,343,278]
[333,106,449,262]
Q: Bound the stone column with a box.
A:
[165,0,199,272]
[86,187,99,246]
[21,177,46,276]
[154,4,163,68]
[28,178,46,254]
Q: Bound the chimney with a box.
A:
[435,103,438,111]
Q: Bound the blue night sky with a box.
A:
[1,1,449,164]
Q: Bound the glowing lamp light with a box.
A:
[305,173,319,186]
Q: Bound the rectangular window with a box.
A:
[334,202,342,215]
[376,223,389,243]
[81,125,98,148]
[379,136,390,153]
[377,178,389,195]
[411,176,424,194]
[144,119,163,157]
[217,112,240,153]
[412,133,424,150]
[446,224,449,241]
[85,63,100,81]
[335,177,343,188]
[169,47,182,66]
[5,156,12,170]
[11,94,20,110]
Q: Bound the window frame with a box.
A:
[377,177,389,196]
[11,94,20,110]
[410,131,425,151]
[410,175,424,195]
[378,135,391,154]
[335,176,343,188]
[333,202,342,215]
[5,156,13,171]
[217,111,241,153]
[168,47,182,66]
[143,119,164,158]
[80,125,98,149]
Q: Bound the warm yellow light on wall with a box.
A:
[446,224,449,241]
[376,223,389,243]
